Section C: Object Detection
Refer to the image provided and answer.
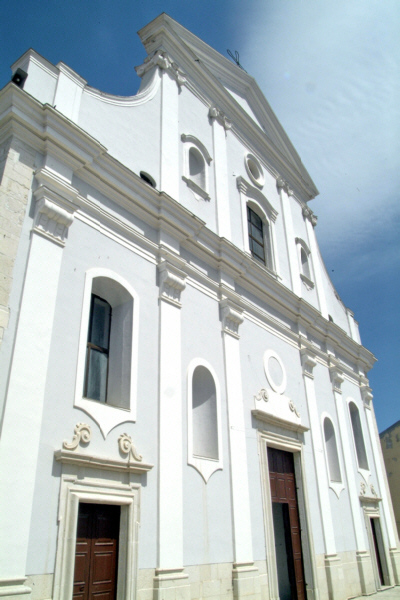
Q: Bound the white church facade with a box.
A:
[0,14,398,600]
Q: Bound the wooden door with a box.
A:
[268,447,306,600]
[73,503,120,600]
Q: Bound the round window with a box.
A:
[263,350,287,394]
[245,153,264,188]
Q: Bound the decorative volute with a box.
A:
[135,50,186,87]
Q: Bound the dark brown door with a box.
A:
[73,503,120,600]
[268,447,306,600]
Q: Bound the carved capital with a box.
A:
[33,198,74,246]
[220,298,244,338]
[276,177,293,196]
[301,348,317,378]
[158,261,186,307]
[63,423,91,451]
[360,384,373,409]
[209,106,232,130]
[118,433,143,462]
[302,205,318,227]
[329,365,344,394]
[135,50,186,87]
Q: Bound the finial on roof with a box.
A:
[227,49,246,72]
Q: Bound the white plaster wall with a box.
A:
[181,284,233,565]
[178,87,217,229]
[78,86,162,189]
[25,216,160,575]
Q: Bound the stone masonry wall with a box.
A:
[0,137,35,345]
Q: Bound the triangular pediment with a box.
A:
[138,14,318,200]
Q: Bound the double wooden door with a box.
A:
[73,503,120,600]
[268,447,306,600]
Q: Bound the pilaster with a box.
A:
[150,51,184,201]
[0,173,76,594]
[300,349,345,600]
[155,261,190,600]
[302,205,328,319]
[328,362,375,595]
[361,385,400,583]
[209,106,232,240]
[220,299,260,600]
[276,177,300,296]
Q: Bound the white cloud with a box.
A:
[240,0,400,272]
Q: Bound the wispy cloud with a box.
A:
[240,0,400,275]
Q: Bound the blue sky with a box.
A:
[1,1,398,431]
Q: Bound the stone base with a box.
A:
[232,563,261,600]
[324,554,345,600]
[356,550,376,595]
[153,568,191,600]
[389,548,400,585]
[0,579,31,600]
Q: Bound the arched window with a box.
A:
[247,203,273,270]
[349,401,369,470]
[189,148,205,191]
[84,276,133,408]
[296,238,313,288]
[187,359,223,482]
[75,269,139,437]
[237,177,278,274]
[181,134,212,200]
[301,248,311,280]
[192,366,218,459]
[324,417,342,483]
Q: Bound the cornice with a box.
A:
[54,449,153,474]
[252,409,309,433]
[1,85,376,376]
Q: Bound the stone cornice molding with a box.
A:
[158,261,187,307]
[0,85,377,375]
[301,348,317,379]
[302,205,318,227]
[329,364,344,394]
[220,298,244,339]
[360,385,373,409]
[276,176,293,196]
[135,50,186,87]
[54,449,153,474]
[251,409,309,433]
[236,176,278,222]
[209,106,232,130]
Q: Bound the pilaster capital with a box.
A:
[276,177,293,196]
[135,50,186,87]
[32,198,74,246]
[300,348,317,378]
[220,298,243,339]
[209,106,232,131]
[158,261,186,307]
[302,204,318,227]
[360,384,373,409]
[329,364,344,394]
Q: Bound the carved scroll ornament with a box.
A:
[63,423,92,451]
[118,433,143,462]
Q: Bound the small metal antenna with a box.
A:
[227,49,247,72]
